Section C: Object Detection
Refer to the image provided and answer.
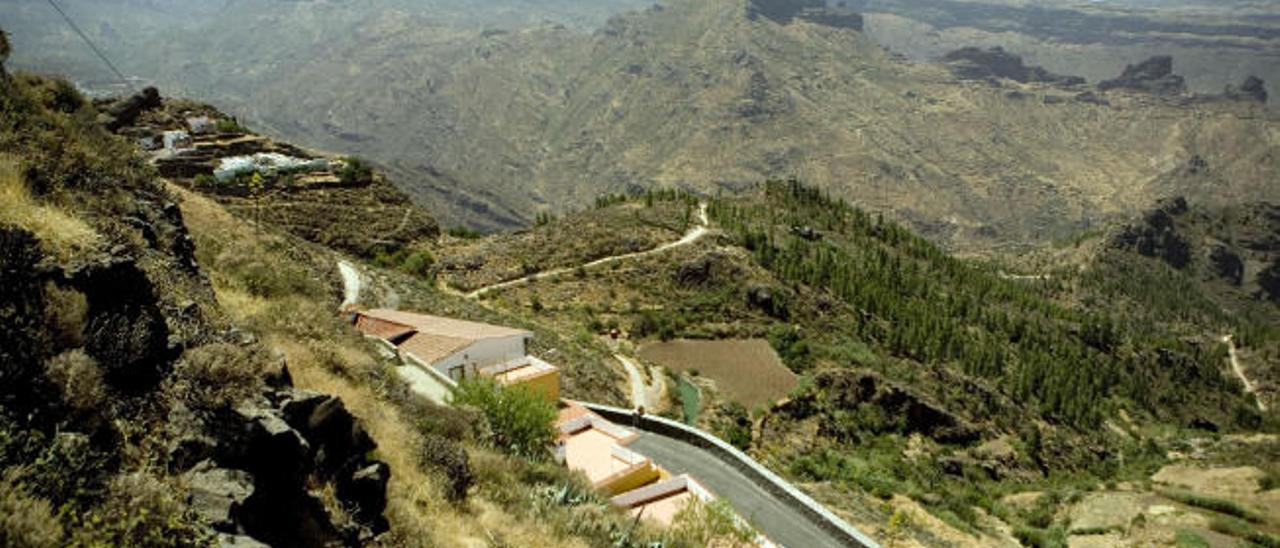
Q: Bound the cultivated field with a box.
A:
[637,339,798,409]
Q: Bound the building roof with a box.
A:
[398,332,474,366]
[480,355,559,385]
[359,309,532,340]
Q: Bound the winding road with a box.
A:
[1223,334,1266,412]
[465,203,709,299]
[628,430,864,548]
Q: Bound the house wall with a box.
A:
[432,335,530,381]
[513,370,561,402]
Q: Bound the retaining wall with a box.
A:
[573,401,880,548]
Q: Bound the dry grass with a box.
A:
[0,158,99,260]
[638,339,798,408]
[173,182,607,547]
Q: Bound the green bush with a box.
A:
[452,379,556,460]
[1174,530,1210,548]
[215,118,245,134]
[338,156,374,185]
[677,376,701,425]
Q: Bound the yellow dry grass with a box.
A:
[172,181,589,547]
[0,157,99,259]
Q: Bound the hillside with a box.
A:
[443,180,1280,545]
[6,0,1277,248]
[0,49,733,546]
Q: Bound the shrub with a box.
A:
[214,118,245,134]
[420,434,472,503]
[451,379,556,460]
[170,343,263,411]
[44,350,105,411]
[1209,517,1280,548]
[670,498,756,546]
[338,157,374,185]
[71,473,213,547]
[0,471,63,548]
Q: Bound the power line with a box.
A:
[44,0,133,92]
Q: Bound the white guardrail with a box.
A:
[570,400,881,548]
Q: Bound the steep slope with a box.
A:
[445,180,1278,545]
[7,0,1276,247]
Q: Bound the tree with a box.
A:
[451,379,556,460]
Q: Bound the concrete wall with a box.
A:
[573,401,880,548]
[432,335,530,381]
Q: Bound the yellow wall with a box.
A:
[516,370,560,402]
[599,461,661,496]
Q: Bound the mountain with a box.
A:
[852,0,1280,99]
[5,0,1278,248]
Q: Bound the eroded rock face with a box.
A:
[1109,196,1192,269]
[1259,258,1280,303]
[942,47,1084,86]
[1208,245,1245,285]
[1099,56,1187,96]
[780,369,981,444]
[102,87,162,132]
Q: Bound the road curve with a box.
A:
[466,203,709,299]
[629,431,861,548]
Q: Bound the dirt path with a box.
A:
[615,354,665,410]
[465,203,709,299]
[1223,334,1266,412]
[338,260,361,306]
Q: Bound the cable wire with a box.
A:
[44,0,134,92]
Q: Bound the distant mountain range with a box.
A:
[4,0,1277,249]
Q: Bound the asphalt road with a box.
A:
[629,431,854,548]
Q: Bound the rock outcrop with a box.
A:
[1224,75,1268,103]
[101,87,162,132]
[1098,56,1186,96]
[942,47,1085,86]
[746,0,864,29]
[778,369,981,444]
[1109,196,1192,268]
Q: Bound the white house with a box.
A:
[353,309,532,382]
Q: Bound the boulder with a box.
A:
[282,394,376,478]
[337,462,391,533]
[186,463,256,533]
[1098,56,1186,96]
[1258,258,1280,303]
[799,370,982,444]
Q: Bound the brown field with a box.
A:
[637,339,798,409]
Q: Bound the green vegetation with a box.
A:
[452,379,557,460]
[372,245,435,279]
[1175,529,1210,548]
[676,376,701,425]
[711,180,1250,428]
[214,117,246,134]
[338,156,374,185]
[1208,516,1280,547]
[1160,489,1266,522]
[670,498,757,546]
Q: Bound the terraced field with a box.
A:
[638,339,798,409]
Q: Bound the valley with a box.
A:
[2,1,1280,546]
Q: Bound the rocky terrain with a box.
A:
[6,0,1277,249]
[0,63,389,545]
